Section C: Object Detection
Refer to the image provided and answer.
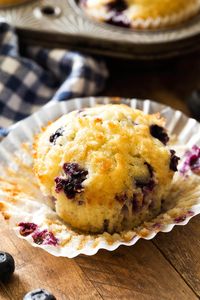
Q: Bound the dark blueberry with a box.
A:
[143,179,155,192]
[55,177,68,193]
[135,163,155,192]
[18,222,38,237]
[170,150,180,172]
[115,193,127,204]
[106,14,130,28]
[55,163,88,199]
[103,219,109,232]
[55,177,83,199]
[32,230,58,246]
[23,288,56,300]
[150,125,169,145]
[63,163,88,178]
[0,252,15,282]
[106,0,128,13]
[105,0,130,28]
[49,127,64,144]
[131,194,139,212]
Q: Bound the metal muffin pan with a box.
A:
[1,0,200,59]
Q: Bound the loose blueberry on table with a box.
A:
[23,288,56,300]
[0,251,15,282]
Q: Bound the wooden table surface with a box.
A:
[1,50,200,300]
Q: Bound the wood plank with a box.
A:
[0,221,102,300]
[154,214,200,298]
[75,240,198,300]
[0,283,12,300]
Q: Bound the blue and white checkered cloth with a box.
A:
[0,23,108,138]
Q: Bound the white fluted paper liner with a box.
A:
[0,97,200,258]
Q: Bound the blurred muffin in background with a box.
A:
[79,0,200,29]
[0,0,31,7]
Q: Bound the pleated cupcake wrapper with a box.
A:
[0,97,200,258]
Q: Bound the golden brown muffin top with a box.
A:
[126,0,198,19]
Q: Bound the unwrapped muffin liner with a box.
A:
[0,97,200,258]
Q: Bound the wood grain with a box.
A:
[75,242,198,300]
[0,219,102,300]
[154,215,200,298]
[0,218,198,300]
[1,50,200,299]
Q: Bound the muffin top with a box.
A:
[34,104,174,206]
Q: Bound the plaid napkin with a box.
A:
[0,23,108,138]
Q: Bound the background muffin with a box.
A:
[34,104,179,233]
[80,0,200,29]
[0,0,30,6]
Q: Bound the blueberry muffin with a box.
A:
[79,0,200,29]
[33,104,179,233]
[0,0,31,6]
